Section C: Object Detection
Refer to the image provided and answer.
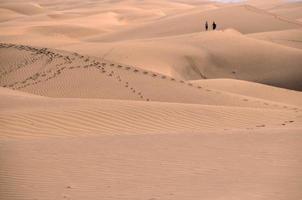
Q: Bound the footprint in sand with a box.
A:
[284,120,295,125]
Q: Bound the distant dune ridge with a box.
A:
[1,1,302,200]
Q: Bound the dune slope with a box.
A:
[1,42,302,107]
[89,4,301,42]
[1,87,302,138]
[191,79,302,107]
[2,128,302,200]
[25,30,302,90]
[248,28,302,49]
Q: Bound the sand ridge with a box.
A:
[191,79,302,107]
[1,87,301,139]
[87,4,302,42]
[75,29,302,91]
[248,28,302,49]
[1,42,302,111]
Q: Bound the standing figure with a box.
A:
[205,21,208,31]
[212,21,217,30]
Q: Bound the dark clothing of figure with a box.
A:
[205,22,208,31]
[212,22,217,30]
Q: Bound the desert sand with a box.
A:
[1,0,302,200]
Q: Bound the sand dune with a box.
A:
[0,8,24,22]
[248,28,302,49]
[191,79,302,107]
[268,1,302,20]
[69,30,302,90]
[1,84,302,199]
[28,25,101,38]
[0,2,45,15]
[1,43,302,108]
[1,1,302,200]
[1,87,301,138]
[89,4,301,42]
[2,128,302,200]
[246,0,289,9]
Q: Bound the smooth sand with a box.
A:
[1,1,302,200]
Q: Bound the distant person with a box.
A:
[205,21,208,31]
[212,21,217,30]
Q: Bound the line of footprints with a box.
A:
[0,43,151,101]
